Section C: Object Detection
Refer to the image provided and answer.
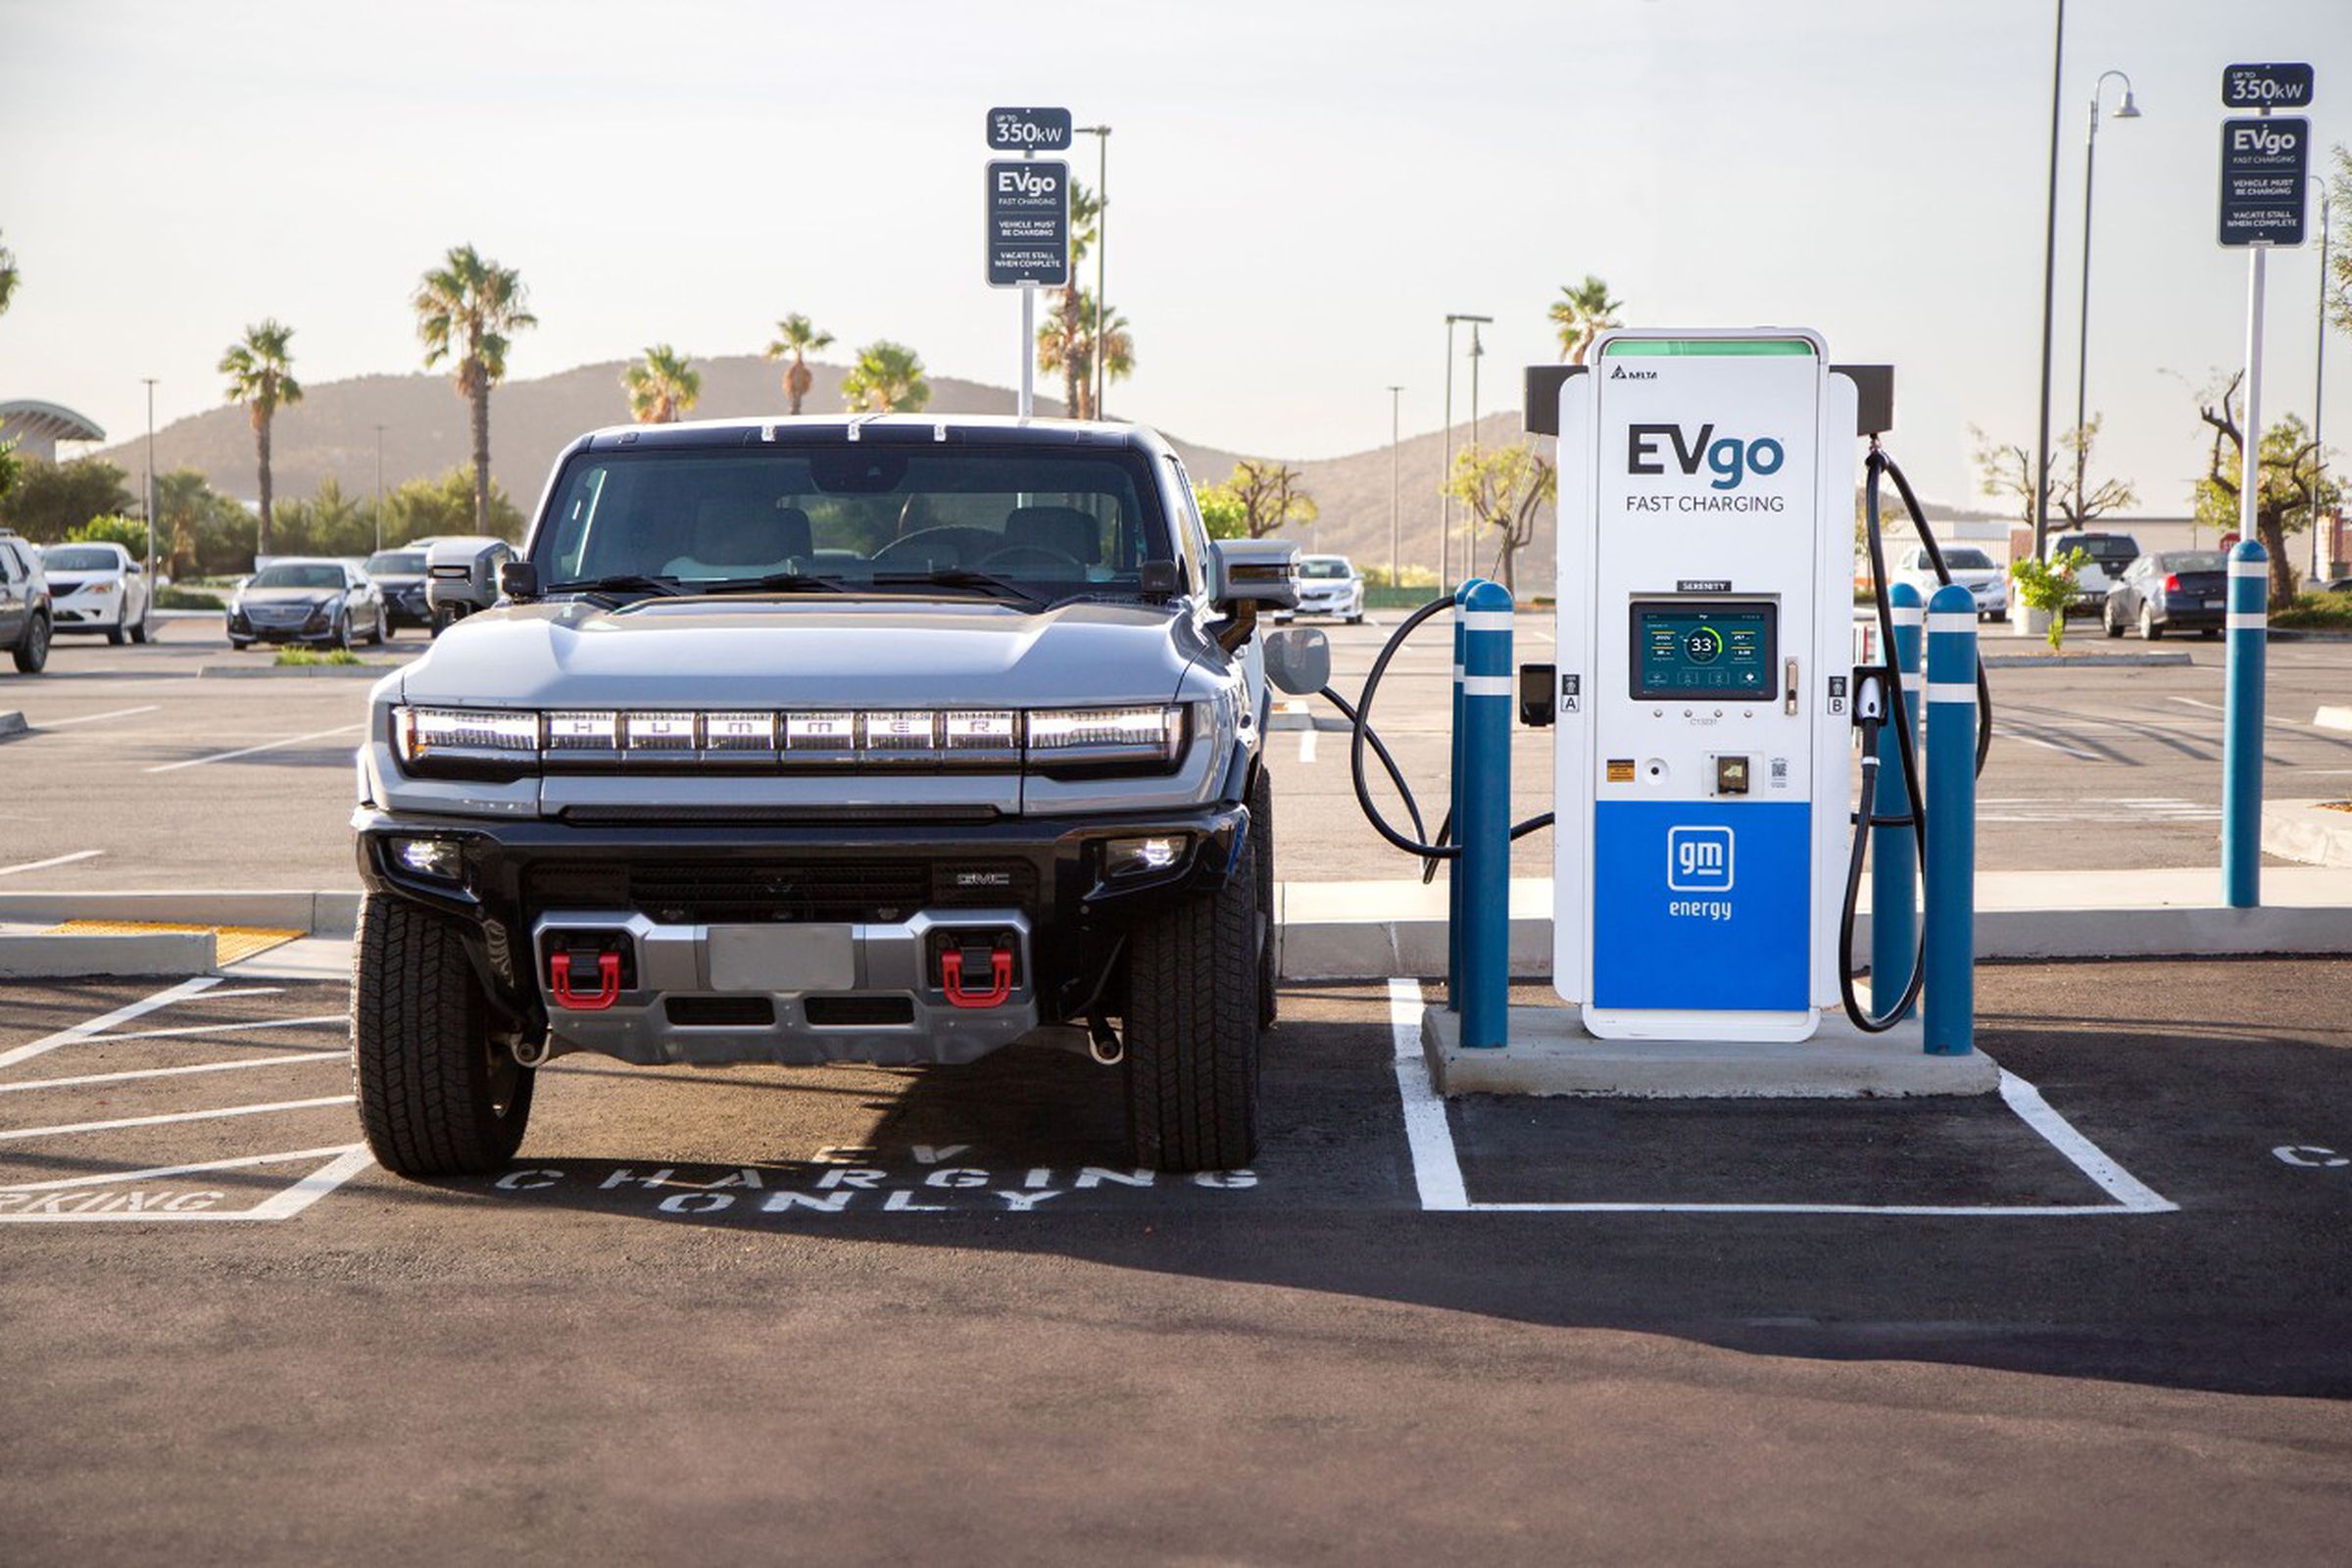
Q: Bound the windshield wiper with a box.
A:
[868,569,1047,609]
[551,572,690,605]
[684,571,845,597]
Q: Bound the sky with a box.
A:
[1,0,2346,513]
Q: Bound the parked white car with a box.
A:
[1277,554,1364,623]
[39,541,154,645]
[1892,545,2006,621]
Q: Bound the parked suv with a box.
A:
[351,416,1313,1178]
[40,541,154,644]
[0,528,52,673]
[2047,530,2139,614]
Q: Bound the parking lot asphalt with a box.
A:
[1,956,2346,1562]
[5,612,2345,895]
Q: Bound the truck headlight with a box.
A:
[1025,705,1185,765]
[394,707,541,772]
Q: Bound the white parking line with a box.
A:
[0,1142,366,1192]
[1298,728,1318,764]
[0,1095,354,1143]
[0,1146,374,1223]
[0,976,220,1071]
[34,705,161,728]
[144,723,363,774]
[0,849,102,877]
[1387,977,2175,1217]
[0,1053,343,1095]
[84,1013,347,1045]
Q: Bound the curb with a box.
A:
[1978,651,2195,669]
[198,662,400,678]
[2262,798,2352,869]
[0,929,217,978]
[0,710,24,742]
[0,890,361,936]
[2317,707,2352,734]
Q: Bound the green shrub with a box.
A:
[2010,548,2090,651]
[2273,591,2352,632]
[156,584,224,611]
[272,648,363,667]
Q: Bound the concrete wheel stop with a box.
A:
[1421,1004,2000,1099]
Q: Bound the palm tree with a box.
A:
[1548,275,1622,364]
[763,313,834,416]
[1043,182,1103,416]
[0,230,19,320]
[622,344,702,423]
[1086,296,1134,418]
[218,319,304,556]
[839,340,931,414]
[412,244,537,531]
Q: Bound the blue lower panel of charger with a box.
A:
[1592,799,1810,1012]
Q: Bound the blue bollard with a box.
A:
[2223,538,2269,909]
[1872,582,1925,1020]
[1446,584,1469,1010]
[1923,584,1978,1055]
[1456,578,1514,1048]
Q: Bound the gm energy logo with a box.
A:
[1667,825,1734,893]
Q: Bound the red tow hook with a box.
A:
[940,949,1014,1009]
[550,951,622,1011]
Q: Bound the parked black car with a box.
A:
[2104,550,2229,639]
[363,548,435,635]
[227,559,389,649]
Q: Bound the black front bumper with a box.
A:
[356,805,1249,1032]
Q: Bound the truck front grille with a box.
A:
[525,858,1035,925]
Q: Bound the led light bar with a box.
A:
[391,705,1189,773]
[397,707,540,764]
[1025,705,1185,764]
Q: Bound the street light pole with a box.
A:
[373,424,387,552]
[2032,0,2068,560]
[1442,313,1491,592]
[2073,70,2139,520]
[140,377,157,582]
[2312,174,2333,585]
[1466,322,1486,580]
[1387,384,1403,588]
[1076,124,1111,419]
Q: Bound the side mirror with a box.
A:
[1206,538,1300,612]
[1263,627,1331,696]
[496,560,540,601]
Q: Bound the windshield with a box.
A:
[1941,548,1995,570]
[42,546,120,571]
[248,564,346,590]
[2161,552,2227,573]
[1298,558,1351,579]
[532,447,1171,597]
[365,551,426,575]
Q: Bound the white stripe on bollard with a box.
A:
[1926,681,1978,705]
[1460,675,1515,697]
[2229,558,2270,578]
[1926,612,1978,634]
[1460,611,1513,630]
[1889,605,1925,626]
[2228,611,2268,631]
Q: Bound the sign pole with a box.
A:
[2241,241,2266,559]
[1019,278,1035,419]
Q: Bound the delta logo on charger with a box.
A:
[1665,826,1735,922]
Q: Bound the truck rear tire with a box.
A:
[353,892,534,1176]
[1123,836,1261,1172]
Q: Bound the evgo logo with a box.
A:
[1667,826,1734,892]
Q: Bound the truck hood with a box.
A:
[395,596,1206,710]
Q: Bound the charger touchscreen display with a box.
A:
[1632,602,1775,699]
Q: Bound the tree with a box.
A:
[2328,145,2352,338]
[623,344,701,424]
[379,466,525,544]
[271,475,369,558]
[0,457,132,544]
[1445,442,1556,593]
[1222,460,1317,539]
[840,340,931,413]
[2195,370,2343,604]
[763,313,834,416]
[1042,181,1104,416]
[1548,275,1622,364]
[1194,482,1249,541]
[218,319,303,556]
[413,244,537,532]
[0,229,18,320]
[154,467,255,576]
[1036,287,1136,421]
[1971,417,2136,535]
[67,514,151,557]
[0,438,20,507]
[1086,295,1134,416]
[2010,548,2092,652]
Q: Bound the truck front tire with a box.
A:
[353,893,535,1176]
[1122,837,1262,1172]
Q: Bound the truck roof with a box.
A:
[571,414,1172,457]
